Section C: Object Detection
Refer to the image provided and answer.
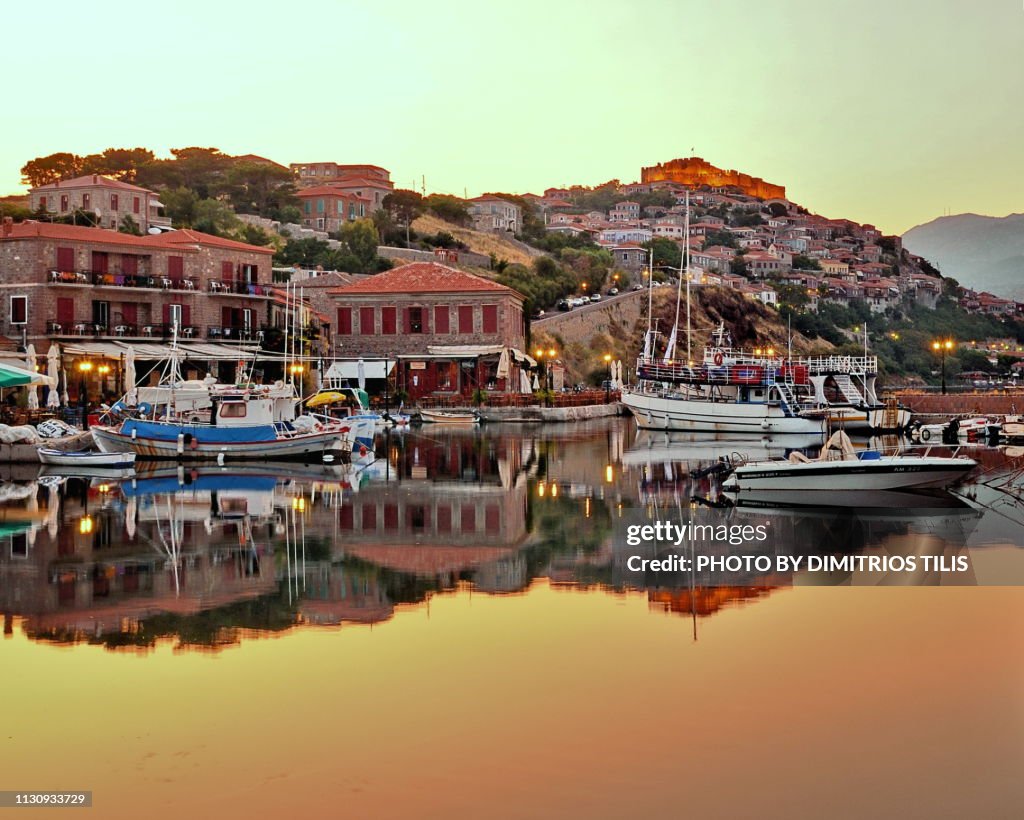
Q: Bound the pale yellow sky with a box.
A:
[1,0,1021,233]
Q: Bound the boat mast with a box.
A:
[643,232,655,359]
[684,189,691,363]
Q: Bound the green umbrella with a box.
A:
[0,361,50,389]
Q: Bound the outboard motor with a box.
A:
[942,418,960,445]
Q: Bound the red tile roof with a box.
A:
[30,174,153,193]
[327,177,395,190]
[136,228,275,255]
[329,262,520,296]
[1,220,185,251]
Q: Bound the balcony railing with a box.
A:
[208,280,273,296]
[47,321,201,339]
[47,270,200,291]
[207,325,262,341]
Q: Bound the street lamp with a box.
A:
[931,339,955,394]
[603,353,612,403]
[534,347,558,404]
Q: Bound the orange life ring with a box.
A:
[713,351,724,366]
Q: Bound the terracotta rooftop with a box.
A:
[30,174,152,193]
[329,262,520,297]
[136,228,275,255]
[296,186,372,200]
[1,220,185,250]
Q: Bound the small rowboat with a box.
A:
[38,448,137,469]
[419,410,480,425]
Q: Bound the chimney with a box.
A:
[93,174,98,184]
[2,217,12,237]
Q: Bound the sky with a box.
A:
[1,0,1021,234]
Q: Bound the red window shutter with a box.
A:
[56,247,75,271]
[111,194,118,211]
[339,505,354,529]
[402,306,410,334]
[222,306,232,326]
[460,504,476,532]
[122,304,138,325]
[181,305,191,326]
[382,307,396,335]
[384,504,398,529]
[434,305,449,334]
[458,305,474,334]
[57,298,75,324]
[436,506,452,532]
[221,261,233,281]
[91,252,108,274]
[122,255,138,276]
[361,504,377,529]
[359,306,375,335]
[482,304,498,334]
[168,256,184,281]
[162,304,172,324]
[133,197,140,214]
[337,307,352,335]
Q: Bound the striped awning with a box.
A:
[62,341,260,360]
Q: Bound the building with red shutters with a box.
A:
[327,261,534,401]
[28,174,171,233]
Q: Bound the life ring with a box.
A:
[920,428,931,442]
[713,351,724,366]
[359,445,368,457]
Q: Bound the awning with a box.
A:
[0,361,51,388]
[426,345,504,356]
[510,348,537,367]
[62,341,260,360]
[325,360,394,380]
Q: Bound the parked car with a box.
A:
[590,293,602,302]
[633,283,644,291]
[607,287,619,296]
[557,299,572,311]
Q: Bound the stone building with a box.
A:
[327,261,532,401]
[296,186,372,232]
[467,196,521,233]
[28,174,171,233]
[642,157,786,200]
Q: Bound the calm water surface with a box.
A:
[2,420,1023,819]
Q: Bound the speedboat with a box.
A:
[721,430,976,493]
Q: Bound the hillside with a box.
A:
[412,213,541,268]
[533,286,831,384]
[903,212,1024,299]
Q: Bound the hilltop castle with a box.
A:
[641,157,785,200]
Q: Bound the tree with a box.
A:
[703,229,737,249]
[192,199,241,237]
[160,187,201,227]
[81,147,155,181]
[643,237,683,271]
[383,190,425,246]
[338,219,381,273]
[221,162,298,219]
[792,254,821,270]
[118,215,143,236]
[424,194,471,226]
[20,152,83,186]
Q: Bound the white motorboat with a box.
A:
[37,448,136,469]
[721,431,976,493]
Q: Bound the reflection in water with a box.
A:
[1,420,1023,652]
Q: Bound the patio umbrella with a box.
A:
[519,370,532,394]
[496,348,510,380]
[25,344,39,410]
[0,360,49,388]
[306,391,345,408]
[532,372,540,390]
[47,344,61,408]
[125,347,137,405]
[60,368,69,405]
[357,358,366,391]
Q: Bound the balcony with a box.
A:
[47,270,200,292]
[208,280,274,297]
[47,321,202,340]
[206,325,264,342]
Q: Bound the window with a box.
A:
[220,402,247,418]
[482,304,498,334]
[381,306,397,335]
[38,196,46,210]
[168,256,184,281]
[460,504,476,533]
[337,307,352,335]
[458,305,474,334]
[304,201,311,215]
[10,296,27,325]
[317,199,324,213]
[133,196,140,214]
[60,194,69,212]
[56,247,74,271]
[361,503,377,529]
[82,193,91,210]
[110,193,119,211]
[359,306,375,335]
[92,300,110,329]
[408,307,423,333]
[434,305,450,334]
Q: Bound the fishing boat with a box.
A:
[721,430,976,493]
[37,448,136,469]
[419,410,481,425]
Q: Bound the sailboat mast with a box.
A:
[684,189,691,363]
[645,232,654,359]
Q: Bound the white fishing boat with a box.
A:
[37,448,136,469]
[419,410,481,425]
[721,430,976,493]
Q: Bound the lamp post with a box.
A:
[603,353,612,403]
[931,339,954,394]
[534,347,558,405]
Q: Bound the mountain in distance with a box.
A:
[902,212,1024,299]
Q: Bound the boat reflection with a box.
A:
[0,420,1021,651]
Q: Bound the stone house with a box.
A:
[28,175,170,233]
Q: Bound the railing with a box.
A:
[207,325,261,341]
[208,280,273,296]
[47,270,200,291]
[637,359,810,387]
[49,322,202,339]
[417,390,620,409]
